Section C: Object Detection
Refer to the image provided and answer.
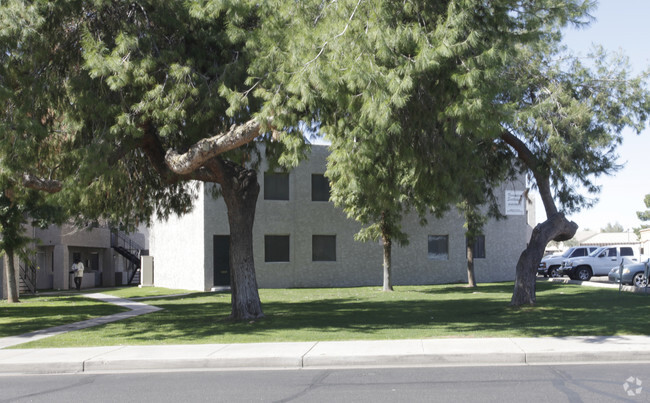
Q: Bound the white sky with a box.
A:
[535,0,650,231]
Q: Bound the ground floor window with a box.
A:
[312,235,336,261]
[428,235,448,260]
[265,235,290,262]
[467,235,486,259]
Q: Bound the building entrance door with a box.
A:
[213,235,230,287]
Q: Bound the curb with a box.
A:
[3,336,650,375]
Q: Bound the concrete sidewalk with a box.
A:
[2,336,650,374]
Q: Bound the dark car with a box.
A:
[608,259,650,287]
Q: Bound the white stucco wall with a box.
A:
[149,186,207,291]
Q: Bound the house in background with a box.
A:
[640,228,650,258]
[0,223,147,299]
[148,145,535,291]
[579,231,641,247]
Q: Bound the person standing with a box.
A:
[72,258,84,291]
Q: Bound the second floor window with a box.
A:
[264,172,289,200]
[311,174,331,202]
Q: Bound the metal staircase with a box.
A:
[110,230,144,285]
[18,257,38,294]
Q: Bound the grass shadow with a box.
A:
[11,282,650,348]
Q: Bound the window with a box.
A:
[571,248,587,257]
[467,235,485,259]
[621,247,634,257]
[311,174,331,202]
[428,235,448,260]
[312,235,336,261]
[264,172,289,200]
[264,235,290,262]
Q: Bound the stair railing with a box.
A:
[19,257,38,294]
[111,230,144,285]
[110,230,144,260]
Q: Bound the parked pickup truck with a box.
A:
[538,246,598,277]
[558,245,639,281]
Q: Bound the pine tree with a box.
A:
[280,0,593,296]
[0,9,67,302]
[637,195,650,222]
[0,1,311,318]
[501,43,650,305]
[602,222,625,233]
[635,194,650,237]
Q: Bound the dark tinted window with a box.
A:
[311,174,331,202]
[467,235,485,259]
[264,235,290,262]
[264,173,289,200]
[607,248,617,257]
[572,248,587,257]
[428,235,449,260]
[621,247,634,256]
[312,235,336,261]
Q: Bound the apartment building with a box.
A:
[148,146,535,291]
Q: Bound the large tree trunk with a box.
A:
[4,250,19,303]
[218,161,264,320]
[141,126,265,320]
[466,242,476,288]
[382,233,393,292]
[500,131,579,306]
[510,212,577,306]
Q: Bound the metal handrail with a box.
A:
[110,230,144,256]
[19,258,37,294]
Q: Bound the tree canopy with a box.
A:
[601,222,625,233]
[3,0,649,310]
[0,1,312,316]
[637,194,650,222]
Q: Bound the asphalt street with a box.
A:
[2,363,649,402]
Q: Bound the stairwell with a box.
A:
[110,231,144,285]
[18,258,37,294]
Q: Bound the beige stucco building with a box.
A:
[0,224,146,299]
[149,146,535,291]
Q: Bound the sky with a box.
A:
[535,0,650,232]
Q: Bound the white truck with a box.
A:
[537,246,598,277]
[558,245,639,281]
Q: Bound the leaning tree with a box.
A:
[270,0,597,295]
[499,43,650,305]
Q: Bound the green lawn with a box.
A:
[0,294,129,338]
[6,282,650,349]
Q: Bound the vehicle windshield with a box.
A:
[561,248,576,258]
[589,247,606,257]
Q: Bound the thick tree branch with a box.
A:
[140,121,218,184]
[500,130,558,218]
[165,119,262,175]
[22,173,62,194]
[500,130,537,170]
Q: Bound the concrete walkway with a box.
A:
[2,281,650,375]
[0,293,161,350]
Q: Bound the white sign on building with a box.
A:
[506,190,526,215]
